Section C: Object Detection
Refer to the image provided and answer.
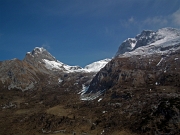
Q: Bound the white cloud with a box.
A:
[172,9,180,25]
[128,17,135,23]
[42,44,50,50]
[140,8,180,28]
[118,8,180,34]
[143,16,168,26]
[119,17,137,29]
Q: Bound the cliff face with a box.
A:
[86,27,180,94]
[86,49,180,94]
[80,28,180,134]
[82,43,180,134]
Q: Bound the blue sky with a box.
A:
[0,0,180,67]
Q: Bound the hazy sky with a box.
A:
[0,0,180,66]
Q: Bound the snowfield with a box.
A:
[43,58,111,73]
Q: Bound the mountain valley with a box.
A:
[0,27,180,135]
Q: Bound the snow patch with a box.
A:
[102,111,107,113]
[156,58,163,66]
[80,89,106,101]
[84,59,111,72]
[43,59,64,71]
[98,98,102,102]
[58,78,63,83]
[78,84,89,95]
[174,58,179,60]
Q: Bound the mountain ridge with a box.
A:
[78,27,180,134]
[24,47,111,73]
[116,27,180,57]
[0,47,110,91]
[84,27,180,96]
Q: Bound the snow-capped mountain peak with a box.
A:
[26,47,56,62]
[24,47,111,73]
[116,27,180,57]
[32,47,45,54]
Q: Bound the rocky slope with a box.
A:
[24,47,82,73]
[0,58,42,91]
[81,27,180,134]
[86,27,180,94]
[85,50,180,94]
[0,47,110,91]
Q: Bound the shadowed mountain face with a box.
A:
[86,50,180,94]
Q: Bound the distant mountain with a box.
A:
[24,47,82,73]
[24,47,110,73]
[0,47,110,91]
[25,47,57,62]
[116,27,180,57]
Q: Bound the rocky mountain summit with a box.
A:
[24,47,111,73]
[116,27,180,56]
[0,47,110,91]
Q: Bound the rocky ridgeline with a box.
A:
[85,27,180,94]
[116,27,180,56]
[81,27,180,134]
[0,47,110,91]
[86,50,180,94]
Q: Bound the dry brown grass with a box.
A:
[46,105,72,117]
[111,130,138,135]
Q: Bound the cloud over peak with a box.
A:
[172,9,180,25]
[143,8,180,27]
